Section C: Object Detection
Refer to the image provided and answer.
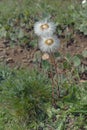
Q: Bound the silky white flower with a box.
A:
[34,19,56,36]
[82,0,86,4]
[82,0,87,7]
[38,35,60,53]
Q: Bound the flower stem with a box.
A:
[49,53,60,98]
[50,63,56,107]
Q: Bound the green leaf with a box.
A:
[66,53,72,61]
[72,56,81,67]
[18,29,24,39]
[0,27,7,38]
[82,50,87,58]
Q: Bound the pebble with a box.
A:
[18,48,23,53]
[0,44,5,48]
[5,51,10,56]
[0,56,5,59]
[27,54,30,59]
[22,59,28,63]
[0,56,5,62]
[12,49,18,55]
[6,58,14,63]
[0,48,3,51]
[22,56,27,59]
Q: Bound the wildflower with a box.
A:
[42,53,49,60]
[38,35,60,53]
[82,0,87,7]
[82,0,86,4]
[34,19,56,36]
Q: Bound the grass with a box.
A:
[0,0,86,46]
[0,56,87,129]
[0,66,51,129]
[0,0,87,129]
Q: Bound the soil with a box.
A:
[0,34,87,69]
[60,34,87,56]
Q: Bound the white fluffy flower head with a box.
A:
[39,35,60,53]
[82,0,87,7]
[82,0,86,4]
[34,19,56,36]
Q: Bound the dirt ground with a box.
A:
[60,34,87,55]
[0,34,87,69]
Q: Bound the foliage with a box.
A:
[0,48,87,129]
[0,0,87,129]
[1,0,87,47]
[0,66,51,129]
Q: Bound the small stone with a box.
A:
[0,44,5,48]
[5,51,10,56]
[0,56,5,62]
[6,58,14,63]
[6,47,10,50]
[0,48,3,52]
[28,59,33,63]
[22,59,28,63]
[12,49,18,55]
[18,48,23,53]
[27,54,30,59]
[0,56,5,59]
[22,56,27,59]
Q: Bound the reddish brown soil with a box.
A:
[0,34,87,68]
[60,34,87,56]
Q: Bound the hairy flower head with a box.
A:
[82,0,87,7]
[38,35,60,53]
[34,19,56,36]
[82,0,86,4]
